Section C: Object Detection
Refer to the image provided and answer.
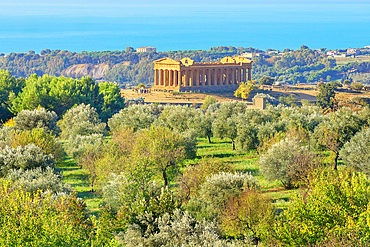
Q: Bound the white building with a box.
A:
[136,47,157,52]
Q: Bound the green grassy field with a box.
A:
[57,137,295,214]
[57,157,102,215]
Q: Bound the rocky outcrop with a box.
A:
[62,63,110,80]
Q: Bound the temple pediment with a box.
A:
[234,56,252,64]
[154,57,180,65]
[180,57,194,66]
[221,57,236,64]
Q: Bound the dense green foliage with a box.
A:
[273,168,370,246]
[0,70,24,121]
[0,179,95,246]
[0,144,55,177]
[3,70,370,245]
[0,72,125,124]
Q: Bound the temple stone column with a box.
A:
[212,69,217,86]
[243,68,247,82]
[207,69,211,85]
[164,70,167,86]
[169,70,173,86]
[190,69,196,87]
[159,69,164,86]
[174,70,178,87]
[196,69,200,87]
[154,69,158,86]
[182,70,187,87]
[248,68,252,81]
[238,69,242,83]
[216,69,222,86]
[186,70,190,87]
[231,68,235,84]
[178,70,182,87]
[201,70,205,86]
[225,69,229,85]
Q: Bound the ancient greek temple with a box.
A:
[152,56,252,92]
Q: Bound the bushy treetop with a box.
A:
[13,107,60,135]
[58,103,106,139]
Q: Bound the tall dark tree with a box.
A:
[316,82,336,111]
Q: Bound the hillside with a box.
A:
[1,46,370,89]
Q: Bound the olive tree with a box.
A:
[108,104,156,132]
[212,101,247,150]
[158,105,199,132]
[187,110,214,143]
[199,172,258,213]
[119,209,248,247]
[201,96,218,111]
[13,108,60,135]
[4,167,71,194]
[58,103,106,139]
[259,138,319,188]
[311,108,362,170]
[0,144,55,177]
[340,127,370,176]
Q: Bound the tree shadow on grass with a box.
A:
[63,173,90,187]
[195,153,236,159]
[60,167,80,171]
[77,190,100,200]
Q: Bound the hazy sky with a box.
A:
[4,0,370,4]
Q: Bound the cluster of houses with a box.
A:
[241,46,370,59]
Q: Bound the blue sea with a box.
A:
[1,1,370,54]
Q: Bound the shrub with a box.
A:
[272,168,370,246]
[0,126,12,148]
[13,108,60,134]
[0,179,94,246]
[8,128,64,161]
[221,190,274,245]
[101,173,180,243]
[58,103,106,139]
[108,104,156,132]
[4,166,71,194]
[253,93,279,106]
[118,209,248,247]
[0,144,55,177]
[351,82,364,90]
[201,95,218,111]
[179,159,234,201]
[199,172,258,213]
[64,134,103,160]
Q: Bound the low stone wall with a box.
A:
[179,85,239,92]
